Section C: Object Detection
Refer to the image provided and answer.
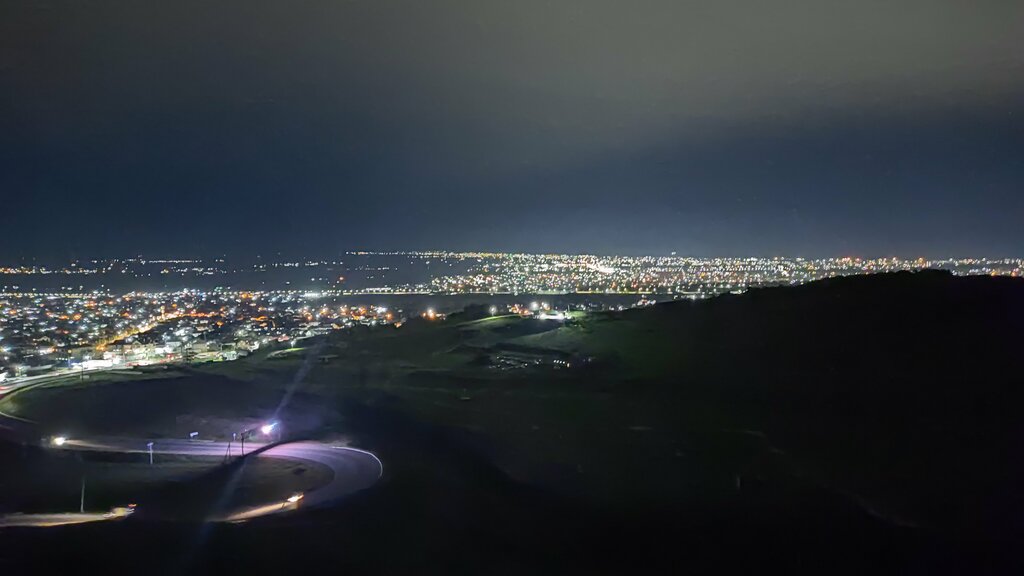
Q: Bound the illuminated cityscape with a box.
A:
[0,289,398,382]
[2,0,1023,570]
[2,253,1020,294]
[1,252,1019,383]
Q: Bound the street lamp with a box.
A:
[52,436,67,447]
[260,422,277,436]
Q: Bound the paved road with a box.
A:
[61,436,382,521]
[0,417,382,527]
[0,512,111,528]
[0,366,126,397]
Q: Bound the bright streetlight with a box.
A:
[52,436,67,446]
[286,493,303,504]
[260,422,277,435]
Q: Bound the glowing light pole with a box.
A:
[147,441,154,466]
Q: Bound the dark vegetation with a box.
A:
[2,271,1023,574]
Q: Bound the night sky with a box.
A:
[2,1,1022,260]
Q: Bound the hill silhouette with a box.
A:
[2,271,1023,574]
[602,270,1024,533]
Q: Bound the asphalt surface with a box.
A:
[0,512,111,528]
[0,412,382,526]
[61,436,382,520]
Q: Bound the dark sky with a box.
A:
[2,1,1022,260]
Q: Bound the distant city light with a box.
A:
[0,253,1019,381]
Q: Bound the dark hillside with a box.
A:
[598,271,1024,532]
[3,271,1023,574]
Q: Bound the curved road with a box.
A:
[60,436,383,522]
[0,408,382,527]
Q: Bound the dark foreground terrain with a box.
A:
[2,271,1023,574]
